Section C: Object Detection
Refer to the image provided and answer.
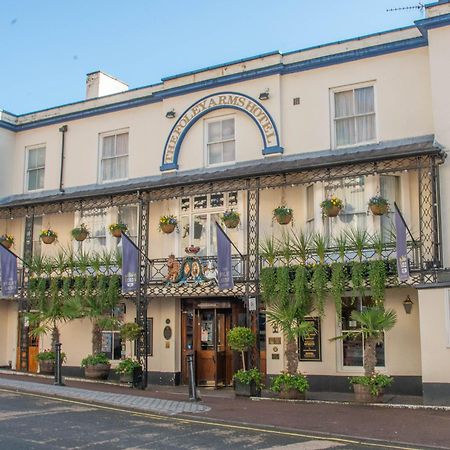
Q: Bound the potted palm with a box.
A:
[0,234,14,249]
[271,372,309,400]
[368,196,389,216]
[227,327,261,397]
[273,205,293,225]
[81,353,111,380]
[320,196,343,217]
[109,223,127,238]
[332,307,397,402]
[71,223,90,242]
[159,215,178,234]
[221,209,240,229]
[115,358,142,384]
[40,229,57,244]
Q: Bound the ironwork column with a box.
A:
[19,209,34,372]
[246,179,260,369]
[136,194,149,387]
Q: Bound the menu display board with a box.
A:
[299,317,321,361]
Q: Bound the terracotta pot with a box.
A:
[84,363,111,380]
[323,205,341,218]
[73,231,88,242]
[0,240,12,249]
[279,388,306,400]
[353,384,384,403]
[39,360,55,375]
[369,204,389,216]
[160,223,176,234]
[224,218,240,229]
[275,213,292,225]
[111,228,123,238]
[41,235,56,245]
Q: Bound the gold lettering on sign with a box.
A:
[163,93,278,165]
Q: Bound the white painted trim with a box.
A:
[97,128,130,184]
[445,290,450,348]
[24,143,46,193]
[203,113,236,168]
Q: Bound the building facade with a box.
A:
[1,1,450,404]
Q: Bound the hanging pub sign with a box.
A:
[0,244,18,297]
[299,317,321,361]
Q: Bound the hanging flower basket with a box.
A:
[71,223,90,242]
[222,209,240,229]
[273,206,293,225]
[109,223,127,238]
[320,197,343,218]
[0,234,14,249]
[368,196,389,216]
[40,229,57,245]
[159,215,177,234]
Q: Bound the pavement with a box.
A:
[1,372,450,449]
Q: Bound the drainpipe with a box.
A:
[58,125,68,193]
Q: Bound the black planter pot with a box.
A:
[234,380,261,397]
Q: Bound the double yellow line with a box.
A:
[0,387,423,450]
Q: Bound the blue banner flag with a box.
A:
[395,207,410,282]
[0,245,18,297]
[121,233,139,293]
[216,223,234,290]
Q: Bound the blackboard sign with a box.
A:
[299,317,321,361]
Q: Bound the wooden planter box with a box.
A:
[234,380,261,397]
[84,363,111,380]
[353,384,384,403]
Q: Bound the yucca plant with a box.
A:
[291,229,311,264]
[369,233,387,307]
[279,231,294,266]
[311,233,329,316]
[260,235,279,267]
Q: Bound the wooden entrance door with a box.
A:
[16,315,39,373]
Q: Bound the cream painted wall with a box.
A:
[0,128,16,197]
[266,288,421,377]
[0,301,18,367]
[418,288,450,384]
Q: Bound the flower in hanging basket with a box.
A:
[221,209,240,229]
[109,223,128,238]
[273,205,293,225]
[185,245,201,255]
[71,223,90,242]
[368,196,389,216]
[40,229,57,244]
[320,196,343,217]
[159,215,177,234]
[0,234,14,249]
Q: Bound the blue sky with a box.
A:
[2,0,424,114]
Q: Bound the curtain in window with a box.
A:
[102,133,128,181]
[27,147,45,190]
[118,206,138,243]
[81,209,107,252]
[380,175,400,241]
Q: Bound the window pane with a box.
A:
[116,133,129,156]
[222,141,235,162]
[36,148,46,166]
[103,136,115,157]
[36,168,45,190]
[193,214,207,256]
[356,115,375,143]
[335,118,355,147]
[115,155,128,179]
[306,185,314,221]
[102,159,114,181]
[208,122,221,143]
[208,143,222,165]
[222,119,234,140]
[101,332,113,359]
[335,91,354,118]
[119,206,137,241]
[28,170,38,191]
[113,332,122,360]
[343,334,363,366]
[355,87,374,114]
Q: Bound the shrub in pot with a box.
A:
[233,368,263,397]
[271,372,309,400]
[368,196,389,216]
[350,373,393,403]
[159,215,178,234]
[40,229,57,245]
[221,209,240,229]
[273,205,293,225]
[81,353,111,380]
[115,358,142,384]
[71,223,90,242]
[36,349,66,375]
[320,196,343,218]
[0,234,14,249]
[109,223,127,238]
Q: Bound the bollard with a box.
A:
[54,342,64,386]
[187,353,200,402]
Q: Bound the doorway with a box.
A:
[16,315,39,373]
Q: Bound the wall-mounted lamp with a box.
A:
[403,295,413,314]
[258,89,270,101]
[165,109,176,119]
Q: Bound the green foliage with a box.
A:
[311,264,327,316]
[109,223,128,233]
[368,196,389,207]
[276,266,291,307]
[333,233,347,263]
[71,223,90,239]
[368,259,387,307]
[260,267,277,304]
[273,205,293,220]
[271,372,309,393]
[36,350,66,363]
[349,373,393,397]
[227,327,255,353]
[260,236,279,267]
[349,307,397,342]
[233,368,263,388]
[115,358,142,375]
[221,209,240,221]
[330,262,346,320]
[290,229,311,264]
[279,231,293,266]
[346,228,369,261]
[351,261,366,300]
[293,265,311,317]
[81,353,110,367]
[120,323,142,342]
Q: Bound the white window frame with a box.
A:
[98,128,129,183]
[330,81,378,150]
[204,114,236,167]
[24,144,46,192]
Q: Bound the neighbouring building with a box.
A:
[1,1,450,405]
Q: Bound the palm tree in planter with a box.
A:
[227,327,262,397]
[332,307,397,402]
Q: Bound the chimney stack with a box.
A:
[86,71,128,100]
